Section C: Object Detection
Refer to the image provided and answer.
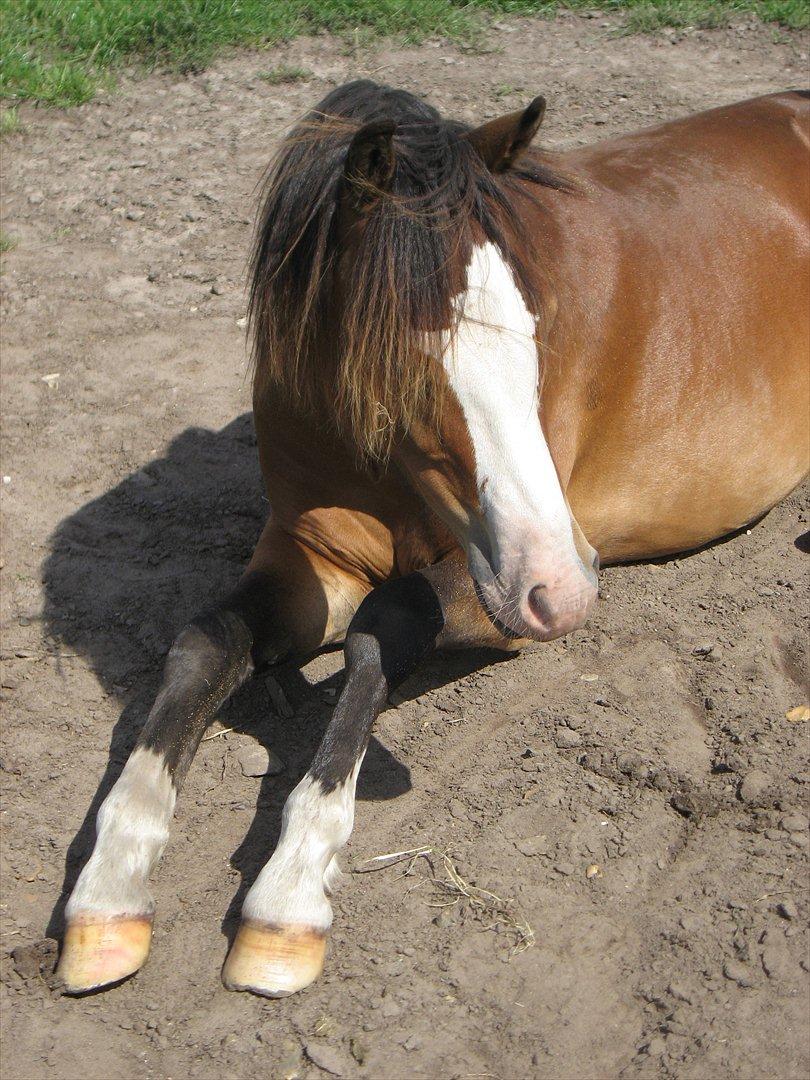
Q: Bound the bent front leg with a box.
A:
[57,609,255,993]
[222,567,450,998]
[57,523,364,994]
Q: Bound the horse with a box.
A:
[56,81,809,998]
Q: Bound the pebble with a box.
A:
[739,769,770,806]
[776,897,799,920]
[723,958,755,987]
[554,861,576,876]
[668,982,692,1003]
[126,209,145,221]
[449,798,467,820]
[515,835,548,857]
[780,813,807,833]
[642,1036,667,1056]
[554,727,582,749]
[234,743,284,778]
[27,192,44,205]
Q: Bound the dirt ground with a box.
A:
[1,11,809,1080]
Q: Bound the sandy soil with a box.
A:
[1,12,809,1080]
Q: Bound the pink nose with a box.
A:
[525,580,597,640]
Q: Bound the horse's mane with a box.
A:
[249,79,570,460]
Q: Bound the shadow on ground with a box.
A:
[40,414,504,941]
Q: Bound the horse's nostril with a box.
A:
[527,584,553,625]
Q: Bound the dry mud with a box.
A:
[1,12,809,1080]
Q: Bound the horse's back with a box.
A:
[546,93,810,562]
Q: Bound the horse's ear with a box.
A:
[344,119,396,202]
[466,96,546,172]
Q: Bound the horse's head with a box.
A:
[395,237,599,642]
[251,82,598,642]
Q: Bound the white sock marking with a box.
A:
[242,759,363,930]
[443,241,575,586]
[66,747,176,919]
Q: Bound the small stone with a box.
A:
[235,743,284,778]
[776,897,799,920]
[668,982,692,1003]
[350,1037,369,1065]
[276,1038,302,1079]
[554,861,576,876]
[432,908,454,928]
[554,727,582,749]
[210,283,225,295]
[723,958,755,987]
[643,1036,667,1056]
[449,798,467,820]
[785,705,809,723]
[28,192,44,205]
[585,863,602,879]
[515,835,548,857]
[739,770,770,806]
[692,643,715,657]
[304,1040,353,1077]
[780,813,807,833]
[126,209,145,221]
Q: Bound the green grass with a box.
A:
[0,105,22,133]
[260,63,313,84]
[2,0,807,107]
[0,230,18,253]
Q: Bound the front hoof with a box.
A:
[222,920,326,997]
[57,915,153,994]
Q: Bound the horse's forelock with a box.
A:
[249,80,568,462]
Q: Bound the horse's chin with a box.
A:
[472,578,528,641]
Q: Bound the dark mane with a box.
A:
[249,80,570,459]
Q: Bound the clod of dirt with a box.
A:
[234,743,284,777]
[304,1039,355,1076]
[738,769,771,806]
[668,982,693,1003]
[516,835,549,857]
[780,813,807,833]
[554,726,582,749]
[723,958,756,987]
[11,938,58,982]
[554,861,576,876]
[776,897,799,920]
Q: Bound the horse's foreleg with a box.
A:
[57,524,361,994]
[222,552,501,998]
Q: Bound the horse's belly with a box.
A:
[573,433,808,564]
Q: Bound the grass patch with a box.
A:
[0,231,18,254]
[0,105,21,134]
[1,0,807,107]
[260,63,313,85]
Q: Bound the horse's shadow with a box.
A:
[43,414,506,944]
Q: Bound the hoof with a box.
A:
[57,916,152,994]
[222,920,326,997]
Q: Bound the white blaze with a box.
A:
[442,242,574,586]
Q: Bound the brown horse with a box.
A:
[57,82,809,998]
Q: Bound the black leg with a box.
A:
[221,567,446,998]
